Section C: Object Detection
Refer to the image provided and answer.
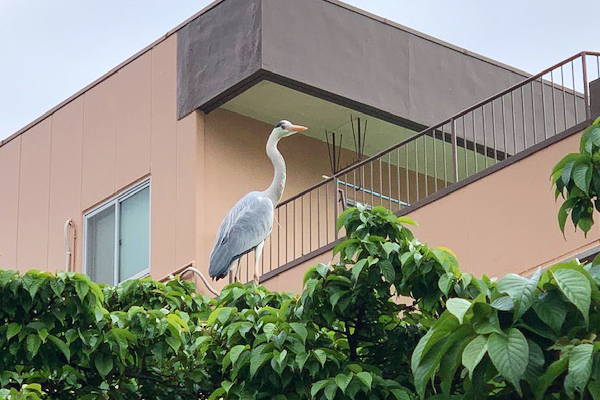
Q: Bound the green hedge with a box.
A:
[0,205,598,399]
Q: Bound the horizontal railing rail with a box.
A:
[238,51,600,283]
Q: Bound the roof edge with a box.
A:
[2,0,531,147]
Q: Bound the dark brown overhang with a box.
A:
[177,0,530,128]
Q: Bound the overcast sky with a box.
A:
[1,0,598,139]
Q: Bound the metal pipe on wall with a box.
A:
[63,219,76,272]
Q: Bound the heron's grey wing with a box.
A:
[209,193,274,279]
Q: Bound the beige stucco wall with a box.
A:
[261,128,600,294]
[0,36,198,281]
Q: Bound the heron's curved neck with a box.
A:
[263,132,286,204]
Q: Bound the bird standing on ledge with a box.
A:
[208,120,308,283]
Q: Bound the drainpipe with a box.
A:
[63,219,76,272]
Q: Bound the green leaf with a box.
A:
[380,260,395,282]
[462,335,488,379]
[431,248,459,275]
[488,328,529,394]
[446,298,471,324]
[533,356,568,400]
[316,263,330,278]
[311,380,330,397]
[250,351,270,377]
[6,323,21,340]
[496,272,539,319]
[324,383,337,400]
[314,349,326,367]
[356,371,372,390]
[382,242,400,255]
[48,335,70,361]
[531,291,567,332]
[524,340,545,382]
[335,373,352,393]
[572,162,592,193]
[396,216,417,225]
[74,279,89,302]
[207,307,234,326]
[562,161,575,184]
[351,259,368,283]
[491,296,514,311]
[438,273,454,295]
[94,352,113,377]
[552,269,591,326]
[289,322,308,344]
[227,345,246,366]
[26,334,41,357]
[565,344,594,395]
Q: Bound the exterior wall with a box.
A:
[262,128,599,293]
[0,36,199,281]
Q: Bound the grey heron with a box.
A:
[208,120,308,283]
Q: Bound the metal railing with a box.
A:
[239,51,600,283]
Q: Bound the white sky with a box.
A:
[1,0,598,139]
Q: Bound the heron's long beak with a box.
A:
[288,124,308,132]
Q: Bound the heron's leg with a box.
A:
[253,241,265,284]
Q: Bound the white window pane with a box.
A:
[119,186,149,281]
[86,205,116,284]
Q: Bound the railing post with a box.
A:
[333,179,339,239]
[582,53,591,120]
[451,118,459,183]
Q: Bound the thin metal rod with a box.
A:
[405,145,410,201]
[433,129,438,191]
[415,138,420,200]
[333,180,339,240]
[582,54,591,120]
[388,153,392,209]
[501,96,507,159]
[308,191,312,251]
[491,100,498,162]
[472,114,477,172]
[451,118,459,182]
[285,204,288,263]
[520,86,526,151]
[379,158,383,206]
[396,149,401,208]
[482,106,488,168]
[443,124,448,185]
[531,81,536,143]
[317,186,320,246]
[301,195,304,255]
[541,77,547,139]
[572,61,578,124]
[561,65,567,132]
[463,117,468,176]
[293,201,296,260]
[509,92,515,154]
[550,70,557,135]
[424,135,429,196]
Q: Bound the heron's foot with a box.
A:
[253,273,259,285]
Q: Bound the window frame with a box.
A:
[83,179,151,285]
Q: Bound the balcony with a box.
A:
[228,52,600,284]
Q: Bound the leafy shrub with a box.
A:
[0,209,598,398]
[552,117,600,234]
